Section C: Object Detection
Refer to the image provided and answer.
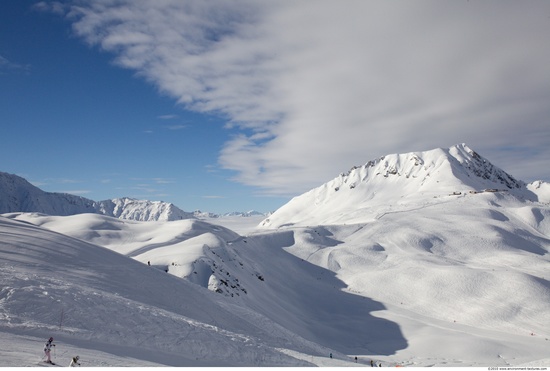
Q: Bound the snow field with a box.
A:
[3,193,549,367]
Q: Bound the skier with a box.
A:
[43,337,55,364]
[69,355,81,367]
[371,359,374,367]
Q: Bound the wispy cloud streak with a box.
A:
[0,55,30,74]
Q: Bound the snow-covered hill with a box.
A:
[0,215,336,366]
[528,180,550,203]
[0,172,193,221]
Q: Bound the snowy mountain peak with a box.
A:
[449,143,523,189]
[260,144,535,228]
[338,143,521,192]
[96,197,193,221]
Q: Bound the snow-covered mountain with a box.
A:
[260,143,548,228]
[1,143,549,367]
[222,210,269,217]
[0,171,97,216]
[96,197,193,221]
[0,171,193,221]
[193,209,220,218]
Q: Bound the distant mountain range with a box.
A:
[0,171,267,221]
[1,143,546,223]
[193,210,268,218]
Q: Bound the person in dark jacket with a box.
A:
[43,337,55,364]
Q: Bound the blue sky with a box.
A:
[1,1,549,214]
[1,0,286,213]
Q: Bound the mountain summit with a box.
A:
[260,144,540,228]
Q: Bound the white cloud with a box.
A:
[66,0,550,195]
[153,178,176,184]
[163,125,187,130]
[157,114,178,120]
[32,1,66,15]
[0,55,30,74]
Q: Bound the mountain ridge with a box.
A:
[2,144,546,224]
[337,143,523,193]
[0,172,188,221]
[0,172,271,221]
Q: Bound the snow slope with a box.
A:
[4,213,406,357]
[0,215,342,367]
[282,193,550,363]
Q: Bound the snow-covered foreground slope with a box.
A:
[0,215,352,367]
[4,213,407,359]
